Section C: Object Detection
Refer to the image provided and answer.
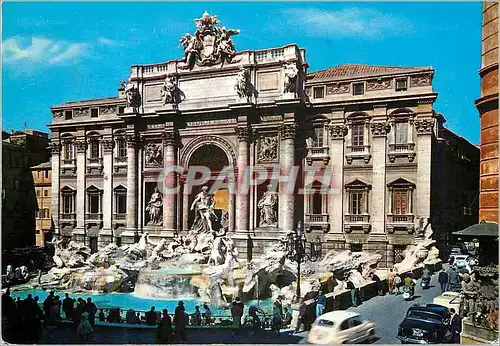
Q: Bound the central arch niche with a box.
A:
[186,144,231,232]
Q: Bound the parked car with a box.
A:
[432,292,461,311]
[306,311,376,344]
[397,304,452,344]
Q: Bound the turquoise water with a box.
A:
[10,289,273,316]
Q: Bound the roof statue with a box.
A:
[179,11,241,70]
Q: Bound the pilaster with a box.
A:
[74,140,87,240]
[101,138,114,237]
[162,131,177,232]
[415,118,435,224]
[49,142,61,237]
[328,121,347,237]
[279,122,296,232]
[236,126,250,234]
[370,118,390,235]
[126,134,138,232]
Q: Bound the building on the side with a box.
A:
[31,161,53,247]
[2,129,50,249]
[476,1,498,223]
[47,12,479,265]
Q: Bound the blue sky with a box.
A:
[2,2,482,143]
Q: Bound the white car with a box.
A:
[432,291,462,311]
[306,311,376,344]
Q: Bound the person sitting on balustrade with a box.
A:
[202,304,212,325]
[126,309,137,324]
[191,305,202,326]
[145,306,157,326]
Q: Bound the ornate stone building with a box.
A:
[31,161,53,247]
[48,13,478,265]
[476,2,498,223]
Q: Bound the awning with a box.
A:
[452,221,498,238]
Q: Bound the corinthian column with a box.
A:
[101,138,114,238]
[279,123,296,232]
[126,134,138,232]
[236,127,250,233]
[162,131,177,232]
[370,121,390,235]
[74,140,87,241]
[49,142,61,238]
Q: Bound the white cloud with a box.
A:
[2,36,88,66]
[97,37,117,46]
[279,7,414,39]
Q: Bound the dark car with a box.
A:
[397,304,452,344]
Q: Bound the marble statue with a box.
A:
[124,82,141,108]
[461,273,479,317]
[145,143,163,166]
[146,188,163,225]
[179,11,240,70]
[258,137,278,162]
[190,186,217,233]
[284,62,298,93]
[257,184,278,227]
[235,68,250,99]
[161,74,183,105]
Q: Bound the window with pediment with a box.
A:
[388,109,416,163]
[345,179,371,215]
[388,178,415,216]
[86,185,102,215]
[60,186,76,214]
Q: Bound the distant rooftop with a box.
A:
[52,96,121,109]
[31,161,51,170]
[307,63,433,81]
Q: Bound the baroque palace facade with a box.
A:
[48,13,478,266]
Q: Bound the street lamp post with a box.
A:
[287,221,322,302]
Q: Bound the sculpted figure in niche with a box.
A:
[258,137,278,162]
[284,62,298,93]
[235,68,250,99]
[161,74,178,105]
[146,187,163,225]
[124,82,141,108]
[190,186,217,232]
[258,184,278,227]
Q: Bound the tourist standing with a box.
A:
[76,312,94,343]
[98,309,106,322]
[126,309,136,324]
[448,267,460,291]
[145,306,157,326]
[387,269,396,294]
[283,306,292,327]
[346,277,358,307]
[370,272,384,296]
[272,300,283,336]
[438,268,449,292]
[231,297,244,330]
[393,273,402,295]
[43,291,55,324]
[294,300,307,333]
[85,298,97,328]
[191,306,201,326]
[174,301,188,341]
[63,293,75,321]
[156,309,172,344]
[51,295,62,324]
[315,291,326,317]
[449,308,462,343]
[249,300,264,330]
[203,304,212,325]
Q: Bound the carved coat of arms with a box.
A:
[179,11,241,70]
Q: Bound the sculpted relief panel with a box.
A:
[257,72,279,92]
[257,135,279,163]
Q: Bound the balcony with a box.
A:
[343,214,371,233]
[60,213,76,227]
[85,213,103,226]
[305,214,330,233]
[61,159,76,174]
[306,146,330,165]
[114,156,127,173]
[388,143,416,163]
[87,157,103,174]
[345,145,371,164]
[387,214,415,234]
[113,213,127,226]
